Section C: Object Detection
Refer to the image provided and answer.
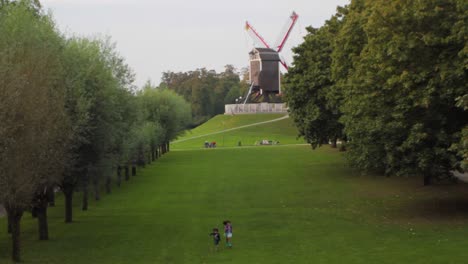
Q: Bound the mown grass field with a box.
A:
[182,114,287,138]
[172,114,305,149]
[1,146,468,263]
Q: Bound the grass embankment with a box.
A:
[172,114,305,149]
[1,146,468,263]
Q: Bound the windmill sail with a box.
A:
[245,21,270,49]
[274,11,299,53]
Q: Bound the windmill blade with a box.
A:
[274,11,299,52]
[245,21,270,48]
[279,54,289,71]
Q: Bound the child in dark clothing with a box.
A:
[209,228,221,251]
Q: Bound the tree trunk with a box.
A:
[94,179,100,201]
[36,203,48,240]
[125,166,129,181]
[331,137,338,148]
[31,207,38,218]
[151,148,155,161]
[167,142,170,152]
[117,166,122,187]
[47,188,55,207]
[63,187,73,223]
[106,176,111,194]
[6,208,24,262]
[7,212,13,234]
[82,183,88,211]
[423,174,432,186]
[132,165,136,176]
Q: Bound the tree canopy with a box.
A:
[285,0,468,184]
[161,65,244,126]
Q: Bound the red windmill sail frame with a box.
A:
[245,21,289,70]
[245,11,299,70]
[245,21,271,49]
[276,11,299,53]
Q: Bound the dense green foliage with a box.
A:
[285,0,468,183]
[161,65,248,125]
[454,95,468,170]
[2,146,468,263]
[284,16,344,149]
[0,1,69,260]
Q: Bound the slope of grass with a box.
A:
[1,146,468,263]
[180,114,287,138]
[172,114,305,149]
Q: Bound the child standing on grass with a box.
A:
[223,220,233,248]
[209,228,221,251]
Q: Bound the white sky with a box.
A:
[41,0,349,87]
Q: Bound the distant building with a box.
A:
[249,48,281,95]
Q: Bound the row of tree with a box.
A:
[160,66,249,126]
[285,0,467,183]
[0,1,191,262]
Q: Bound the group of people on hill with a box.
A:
[209,220,233,251]
[204,141,217,148]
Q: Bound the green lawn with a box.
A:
[1,146,468,263]
[172,114,305,149]
[180,114,288,138]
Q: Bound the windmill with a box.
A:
[244,11,299,103]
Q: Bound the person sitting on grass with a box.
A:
[223,220,233,248]
[209,228,221,251]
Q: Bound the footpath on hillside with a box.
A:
[172,115,290,144]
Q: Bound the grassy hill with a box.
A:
[172,114,305,149]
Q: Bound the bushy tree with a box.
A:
[0,1,68,261]
[341,0,467,184]
[60,36,136,221]
[452,95,468,171]
[284,13,345,149]
[138,84,192,154]
[287,0,467,184]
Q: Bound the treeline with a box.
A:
[161,65,248,126]
[285,0,467,184]
[0,1,191,262]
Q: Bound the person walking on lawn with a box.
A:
[223,220,233,248]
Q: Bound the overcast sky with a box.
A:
[41,0,349,87]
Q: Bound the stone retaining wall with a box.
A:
[225,103,288,115]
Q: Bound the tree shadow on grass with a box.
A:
[383,181,468,225]
[352,175,468,225]
[397,196,468,225]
